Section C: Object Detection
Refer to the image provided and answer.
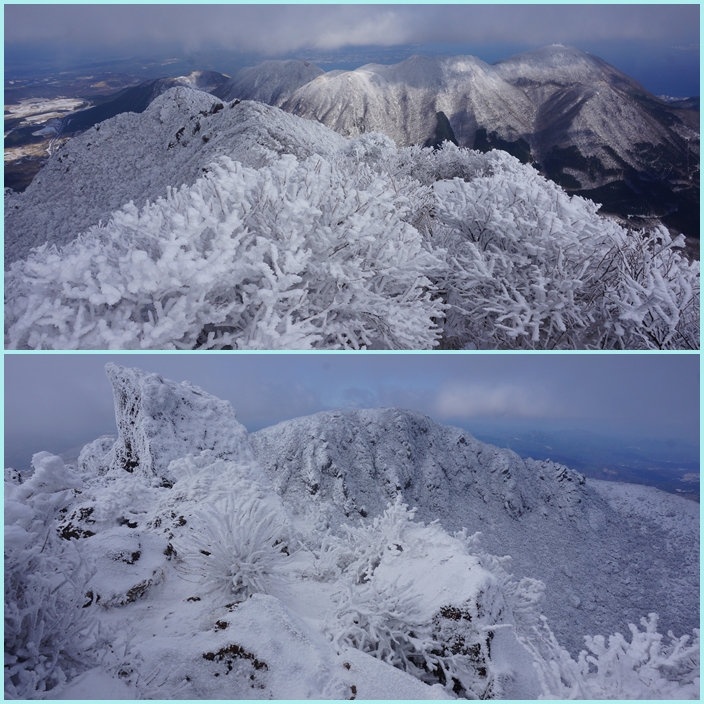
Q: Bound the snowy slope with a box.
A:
[4,87,346,266]
[5,366,700,699]
[250,408,699,656]
[215,60,325,106]
[283,54,535,148]
[591,479,700,554]
[493,45,697,187]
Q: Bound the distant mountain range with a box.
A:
[214,46,699,244]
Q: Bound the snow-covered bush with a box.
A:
[5,154,444,350]
[4,454,101,699]
[431,171,699,349]
[320,498,417,584]
[5,137,698,349]
[455,533,700,699]
[321,501,513,698]
[321,503,443,687]
[176,487,291,601]
[572,614,700,699]
[338,138,700,350]
[516,612,700,700]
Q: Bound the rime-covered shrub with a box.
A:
[573,614,700,699]
[431,172,699,349]
[320,501,513,698]
[5,138,698,350]
[456,532,700,699]
[321,498,418,584]
[4,454,101,699]
[5,154,444,350]
[338,138,700,350]
[175,487,291,601]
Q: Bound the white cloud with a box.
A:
[433,383,556,420]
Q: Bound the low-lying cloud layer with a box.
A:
[5,5,699,56]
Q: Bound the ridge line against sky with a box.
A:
[4,354,699,470]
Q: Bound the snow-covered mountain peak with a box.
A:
[149,84,220,124]
[494,44,641,90]
[4,86,346,266]
[251,406,588,528]
[251,405,698,654]
[216,59,324,106]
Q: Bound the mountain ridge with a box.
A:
[250,406,699,655]
[223,46,699,242]
[4,88,346,266]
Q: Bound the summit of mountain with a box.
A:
[493,44,642,89]
[250,407,699,655]
[59,71,231,136]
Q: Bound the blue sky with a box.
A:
[4,4,700,95]
[4,353,699,470]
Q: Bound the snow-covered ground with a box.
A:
[5,365,699,700]
[4,97,88,124]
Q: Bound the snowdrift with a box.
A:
[4,365,700,699]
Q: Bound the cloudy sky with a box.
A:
[5,4,700,95]
[4,353,699,470]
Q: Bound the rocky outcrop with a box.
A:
[81,363,253,480]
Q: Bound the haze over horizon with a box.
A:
[5,4,700,97]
